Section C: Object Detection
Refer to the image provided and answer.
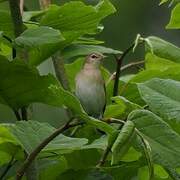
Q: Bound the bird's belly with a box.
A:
[76,79,105,118]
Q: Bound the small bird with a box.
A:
[75,53,106,119]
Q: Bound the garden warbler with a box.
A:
[75,53,106,119]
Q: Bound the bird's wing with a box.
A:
[102,81,106,115]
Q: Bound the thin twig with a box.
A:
[106,60,144,85]
[16,119,83,180]
[121,60,144,72]
[113,44,135,96]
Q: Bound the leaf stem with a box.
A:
[16,119,84,180]
[113,43,135,96]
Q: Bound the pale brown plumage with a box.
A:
[75,53,106,118]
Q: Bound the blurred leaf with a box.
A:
[22,11,44,21]
[167,3,180,29]
[138,78,180,133]
[62,44,121,60]
[144,36,180,63]
[8,120,88,154]
[73,37,104,45]
[0,10,14,38]
[0,151,11,166]
[111,121,135,165]
[14,26,65,48]
[128,110,180,168]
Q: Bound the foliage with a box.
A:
[0,0,180,179]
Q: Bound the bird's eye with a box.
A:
[91,54,97,59]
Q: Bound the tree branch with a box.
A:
[113,43,135,96]
[13,110,21,121]
[8,0,24,37]
[16,120,84,180]
[52,52,71,91]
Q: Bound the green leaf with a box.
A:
[144,36,180,63]
[28,0,116,66]
[111,121,135,165]
[128,110,180,168]
[103,162,140,180]
[62,44,121,60]
[39,156,68,180]
[104,96,141,119]
[145,53,180,71]
[22,10,44,21]
[40,0,116,41]
[8,120,88,154]
[137,78,180,133]
[14,26,65,48]
[0,10,14,38]
[167,3,180,29]
[0,56,85,116]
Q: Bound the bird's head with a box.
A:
[85,53,106,68]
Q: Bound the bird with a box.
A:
[75,52,106,119]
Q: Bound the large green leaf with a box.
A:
[145,53,180,71]
[144,36,180,63]
[8,120,88,154]
[0,10,14,38]
[120,66,180,106]
[166,3,180,29]
[14,26,65,48]
[29,0,116,66]
[40,0,116,41]
[137,78,180,133]
[62,44,121,60]
[128,110,180,168]
[39,156,68,180]
[0,56,82,113]
[111,121,135,165]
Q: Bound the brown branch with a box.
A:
[16,120,84,180]
[52,53,71,91]
[8,0,24,37]
[13,110,21,121]
[121,60,144,71]
[113,44,135,96]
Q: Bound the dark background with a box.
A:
[0,0,179,126]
